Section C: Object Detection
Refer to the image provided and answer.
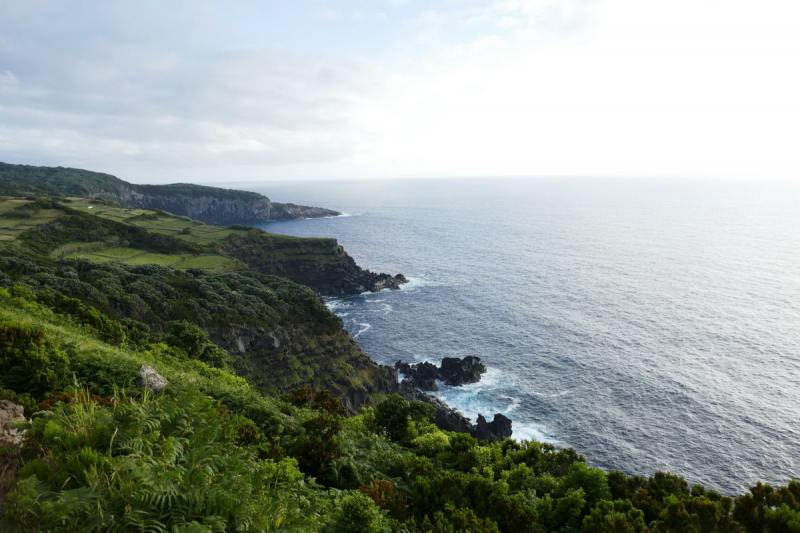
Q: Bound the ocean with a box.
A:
[225,177,800,495]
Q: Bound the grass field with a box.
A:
[64,246,241,272]
[1,196,321,274]
[63,197,254,245]
[0,199,65,241]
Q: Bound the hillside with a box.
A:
[0,196,405,295]
[1,253,797,532]
[0,162,340,224]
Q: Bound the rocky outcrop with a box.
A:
[341,364,400,412]
[396,361,440,391]
[138,366,169,393]
[220,231,408,296]
[398,381,512,442]
[473,414,513,442]
[396,356,487,390]
[271,203,341,221]
[0,400,26,447]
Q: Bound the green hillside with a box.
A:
[0,196,397,295]
[0,162,262,201]
[1,259,797,532]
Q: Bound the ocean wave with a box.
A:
[353,322,371,339]
[401,275,440,292]
[428,367,558,444]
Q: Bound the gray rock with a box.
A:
[138,365,169,393]
[0,399,26,447]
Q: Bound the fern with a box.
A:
[5,388,325,532]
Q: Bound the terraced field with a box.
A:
[65,197,252,244]
[0,199,64,241]
[63,246,240,272]
[0,198,242,273]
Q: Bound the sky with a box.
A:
[1,0,799,183]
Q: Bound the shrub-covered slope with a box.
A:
[0,250,397,408]
[1,287,798,532]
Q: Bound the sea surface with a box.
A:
[225,177,799,495]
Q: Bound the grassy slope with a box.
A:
[0,208,394,401]
[1,196,374,293]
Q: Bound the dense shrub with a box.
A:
[0,320,71,397]
[373,394,436,444]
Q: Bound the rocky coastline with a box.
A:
[394,356,512,443]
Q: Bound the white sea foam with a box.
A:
[512,424,557,444]
[353,322,371,339]
[401,276,440,292]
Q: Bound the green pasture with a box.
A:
[64,246,240,272]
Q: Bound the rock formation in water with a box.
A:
[395,356,487,390]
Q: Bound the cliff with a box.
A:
[0,162,340,224]
[220,230,408,296]
[0,197,403,407]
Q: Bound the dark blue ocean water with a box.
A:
[229,177,799,495]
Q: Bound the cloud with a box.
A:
[0,1,378,177]
[347,0,800,180]
[0,0,798,182]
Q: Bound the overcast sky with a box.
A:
[1,0,798,183]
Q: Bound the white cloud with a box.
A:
[346,0,800,180]
[0,0,798,182]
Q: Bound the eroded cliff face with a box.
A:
[219,231,408,296]
[123,190,272,224]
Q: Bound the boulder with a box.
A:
[138,365,169,393]
[439,356,487,386]
[0,399,26,447]
[472,413,513,442]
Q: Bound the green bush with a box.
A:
[0,320,71,397]
[324,492,392,533]
[165,320,233,369]
[373,394,436,444]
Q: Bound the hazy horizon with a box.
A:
[2,1,799,184]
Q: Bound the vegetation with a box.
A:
[0,162,265,202]
[0,287,798,531]
[0,163,127,198]
[0,196,376,293]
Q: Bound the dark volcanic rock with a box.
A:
[395,356,487,389]
[396,360,440,391]
[270,202,340,220]
[439,356,487,386]
[473,413,513,442]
